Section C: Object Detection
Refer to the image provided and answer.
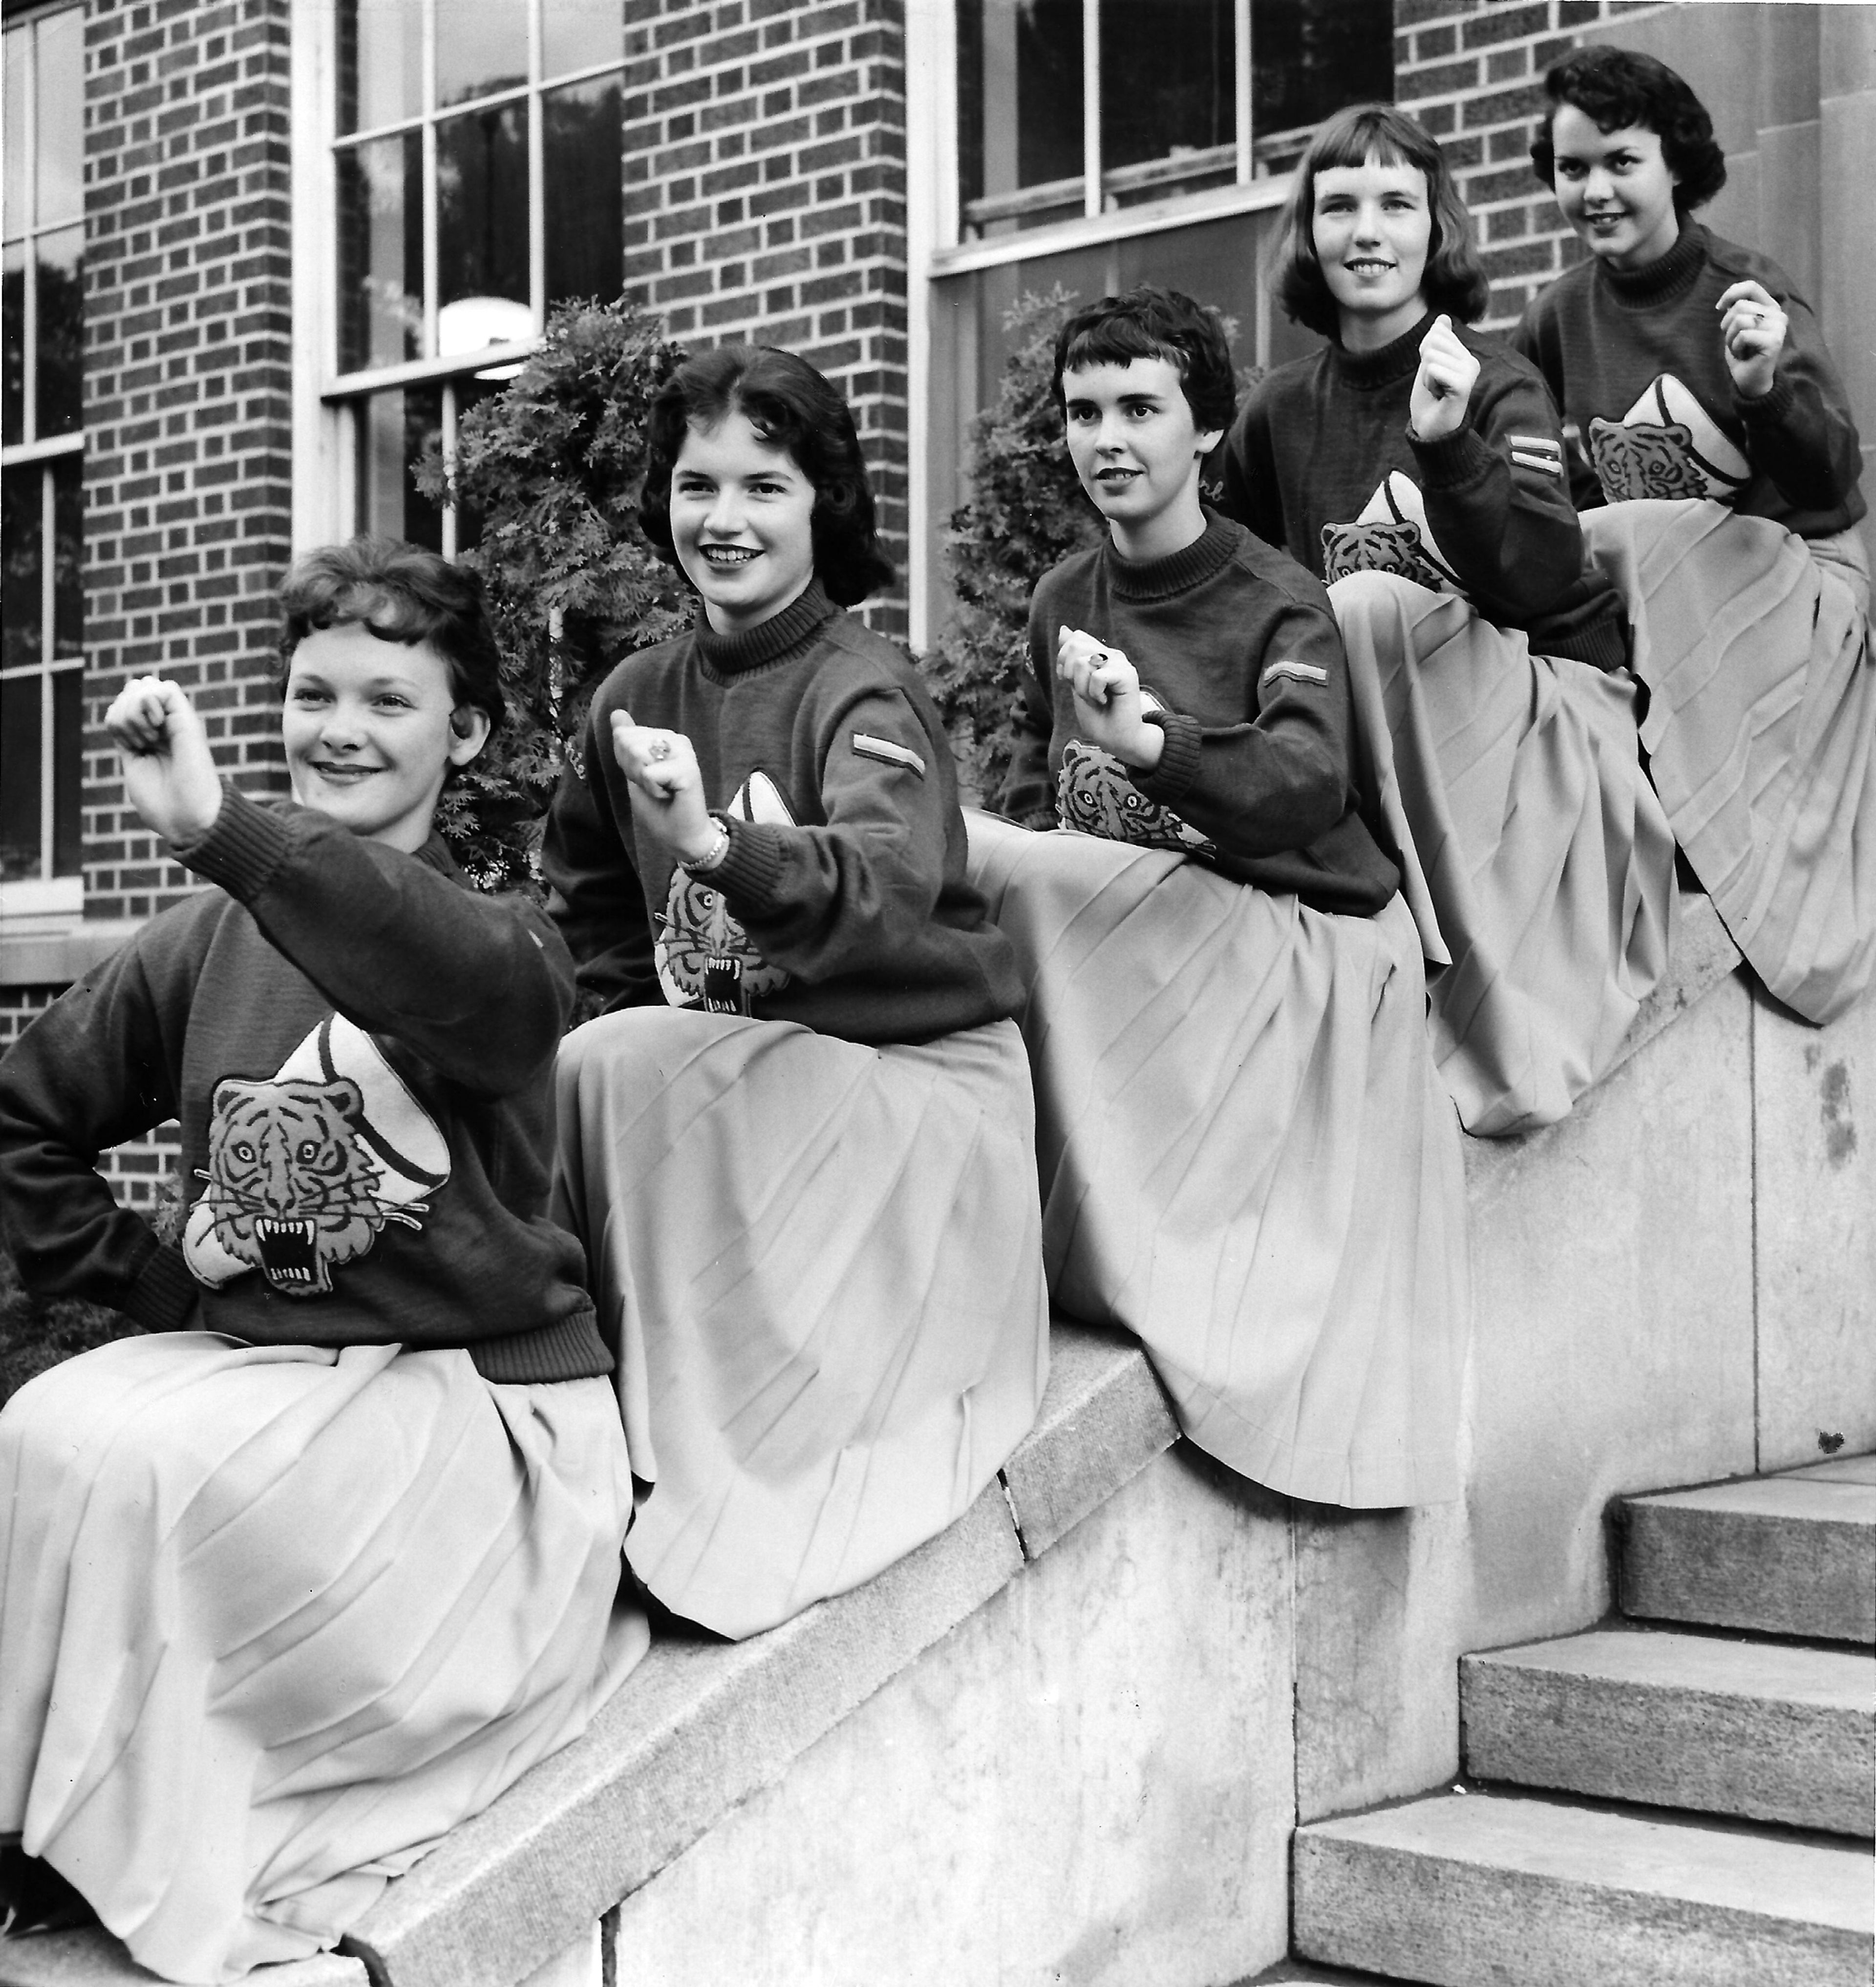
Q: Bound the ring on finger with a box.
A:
[647,737,672,762]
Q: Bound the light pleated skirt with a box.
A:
[0,1334,645,1984]
[967,813,1467,1509]
[1332,569,1677,1136]
[552,1010,1050,1640]
[1583,499,1876,1023]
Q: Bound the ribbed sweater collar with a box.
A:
[1596,220,1706,311]
[692,578,839,680]
[1330,311,1437,391]
[1102,511,1240,602]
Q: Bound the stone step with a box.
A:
[1620,1455,1876,1643]
[1294,1790,1874,1987]
[1461,1627,1876,1836]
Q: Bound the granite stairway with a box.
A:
[1286,1453,1876,1987]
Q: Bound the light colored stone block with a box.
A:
[1296,1792,1875,1987]
[0,1933,366,1987]
[999,1318,1178,1558]
[1753,986,1876,1473]
[611,1448,1296,1987]
[1622,1474,1876,1643]
[1461,1628,1876,1835]
[1601,890,1740,1083]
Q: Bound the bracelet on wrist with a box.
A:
[682,819,732,876]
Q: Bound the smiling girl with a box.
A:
[1515,47,1875,1025]
[0,540,646,1975]
[543,345,1047,1639]
[1216,104,1675,1136]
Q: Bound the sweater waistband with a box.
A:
[468,1306,614,1384]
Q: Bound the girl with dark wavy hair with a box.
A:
[1516,46,1876,1026]
[543,344,1047,1638]
[1215,104,1675,1137]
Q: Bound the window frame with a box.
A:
[1,0,87,919]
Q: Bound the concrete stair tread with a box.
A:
[1461,1629,1874,1835]
[1620,1461,1876,1645]
[1297,1791,1875,1987]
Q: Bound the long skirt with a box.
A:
[1583,500,1876,1024]
[966,813,1467,1509]
[1331,569,1678,1136]
[0,1335,645,1984]
[552,1010,1050,1640]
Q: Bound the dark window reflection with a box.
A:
[545,76,623,306]
[435,0,528,109]
[958,0,1085,209]
[52,452,82,659]
[337,132,423,372]
[1252,0,1392,136]
[0,674,41,881]
[544,0,623,81]
[1101,0,1234,171]
[355,385,444,552]
[2,244,23,447]
[51,664,82,874]
[2,465,43,670]
[337,0,424,136]
[437,102,530,315]
[35,226,83,437]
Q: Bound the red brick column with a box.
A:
[618,0,911,634]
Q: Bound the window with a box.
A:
[955,0,1392,237]
[328,0,627,554]
[1,1,85,901]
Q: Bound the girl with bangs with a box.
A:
[1220,104,1677,1136]
[1517,47,1876,1027]
[543,345,1048,1640]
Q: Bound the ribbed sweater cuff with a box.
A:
[124,1242,200,1332]
[1410,422,1492,489]
[1131,710,1202,808]
[177,784,292,900]
[710,819,787,912]
[469,1307,614,1383]
[1737,373,1795,428]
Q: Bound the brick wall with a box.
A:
[618,0,911,635]
[82,0,295,922]
[1394,0,1669,327]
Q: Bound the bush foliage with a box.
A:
[416,299,696,890]
[921,289,1103,803]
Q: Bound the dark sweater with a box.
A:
[0,787,609,1383]
[998,513,1400,917]
[543,580,1023,1045]
[1512,222,1865,539]
[1219,311,1627,671]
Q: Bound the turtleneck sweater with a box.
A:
[1219,309,1627,670]
[1512,221,1865,538]
[542,578,1023,1045]
[998,512,1400,916]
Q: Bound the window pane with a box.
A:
[34,5,84,229]
[336,0,424,136]
[959,0,1083,224]
[1100,0,1233,171]
[355,385,443,552]
[35,223,83,438]
[435,0,528,109]
[337,132,423,371]
[3,241,23,447]
[2,463,43,670]
[0,674,43,879]
[449,375,501,554]
[437,102,530,320]
[544,75,622,306]
[1252,0,1392,139]
[51,663,82,875]
[3,25,28,240]
[544,0,623,81]
[52,452,82,660]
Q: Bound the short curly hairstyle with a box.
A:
[1531,47,1727,213]
[1275,104,1489,338]
[638,344,895,607]
[276,535,506,735]
[1050,287,1238,436]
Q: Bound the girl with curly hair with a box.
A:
[1217,103,1676,1136]
[1515,46,1875,1024]
[544,345,1047,1639]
